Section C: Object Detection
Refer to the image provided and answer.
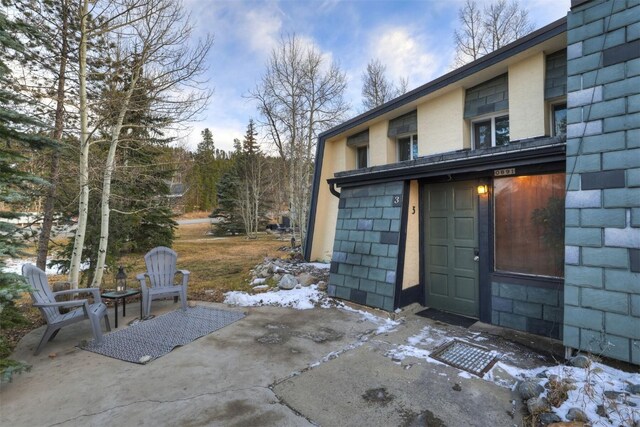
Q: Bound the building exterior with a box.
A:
[304,0,639,363]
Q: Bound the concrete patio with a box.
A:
[0,300,560,426]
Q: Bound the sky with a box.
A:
[181,0,571,153]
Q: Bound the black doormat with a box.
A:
[414,308,477,328]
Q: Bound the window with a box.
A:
[398,134,418,161]
[356,145,368,169]
[552,103,567,137]
[473,115,509,149]
[494,173,565,278]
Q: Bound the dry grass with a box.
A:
[2,222,287,355]
[119,223,287,300]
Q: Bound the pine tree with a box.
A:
[0,6,55,382]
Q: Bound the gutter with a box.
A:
[303,17,567,261]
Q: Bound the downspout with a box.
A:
[329,182,340,198]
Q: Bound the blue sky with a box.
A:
[182,0,570,152]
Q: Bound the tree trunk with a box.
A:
[91,68,140,287]
[68,0,90,288]
[36,0,69,270]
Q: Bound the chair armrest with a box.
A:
[33,300,87,309]
[176,270,190,287]
[136,273,149,292]
[53,288,102,303]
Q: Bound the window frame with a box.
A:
[471,112,510,149]
[397,133,418,162]
[356,144,369,169]
[550,101,567,137]
[492,172,566,279]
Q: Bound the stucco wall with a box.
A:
[509,52,547,140]
[420,88,467,155]
[369,121,392,166]
[310,137,348,261]
[402,180,420,288]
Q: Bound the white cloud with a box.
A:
[369,27,444,91]
[243,8,283,56]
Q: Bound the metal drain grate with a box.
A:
[429,340,498,377]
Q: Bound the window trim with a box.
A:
[471,111,509,149]
[550,101,567,137]
[397,133,418,162]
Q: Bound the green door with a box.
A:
[424,181,479,317]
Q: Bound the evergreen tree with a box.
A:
[53,77,177,285]
[0,5,54,382]
[184,128,229,212]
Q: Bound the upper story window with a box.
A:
[388,110,418,162]
[464,74,509,149]
[398,134,418,161]
[552,103,567,137]
[472,114,509,149]
[347,129,369,170]
[356,145,368,168]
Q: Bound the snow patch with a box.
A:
[224,285,328,310]
[3,258,88,275]
[336,303,399,335]
[302,262,330,270]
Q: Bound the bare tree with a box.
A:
[90,0,212,287]
[361,58,408,110]
[250,35,348,250]
[484,0,534,52]
[453,0,534,67]
[453,0,486,67]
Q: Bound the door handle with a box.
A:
[474,248,479,262]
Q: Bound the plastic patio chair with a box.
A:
[22,263,110,355]
[136,246,189,317]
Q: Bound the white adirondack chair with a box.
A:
[136,246,189,317]
[22,263,110,355]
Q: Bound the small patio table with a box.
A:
[101,289,142,328]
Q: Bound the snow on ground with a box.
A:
[224,285,639,425]
[384,327,640,426]
[3,258,69,275]
[224,285,329,310]
[494,361,640,426]
[301,262,330,270]
[336,303,400,335]
[223,284,399,334]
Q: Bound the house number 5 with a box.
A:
[412,206,416,215]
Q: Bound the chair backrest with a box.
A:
[144,246,178,288]
[22,263,59,323]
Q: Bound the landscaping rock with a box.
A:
[527,397,550,415]
[569,355,591,368]
[279,274,298,290]
[317,281,327,291]
[251,278,266,286]
[566,407,589,423]
[603,390,623,400]
[518,379,544,400]
[297,272,316,286]
[547,422,584,427]
[538,413,561,425]
[627,384,640,395]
